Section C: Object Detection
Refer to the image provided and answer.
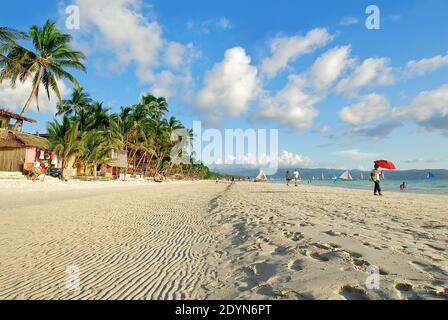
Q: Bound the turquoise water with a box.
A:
[269,178,448,195]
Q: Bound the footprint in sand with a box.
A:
[410,260,448,279]
[273,245,291,256]
[395,283,413,292]
[339,285,370,300]
[394,283,423,300]
[284,231,304,242]
[308,251,330,262]
[248,262,278,283]
[288,259,304,271]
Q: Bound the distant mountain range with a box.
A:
[212,167,448,180]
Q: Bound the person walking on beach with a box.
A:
[293,169,300,187]
[285,170,292,186]
[371,164,384,196]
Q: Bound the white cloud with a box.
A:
[150,70,192,100]
[196,47,260,124]
[261,28,334,78]
[0,79,70,114]
[74,0,164,82]
[334,149,380,160]
[163,42,199,70]
[212,150,316,169]
[309,45,353,92]
[394,84,448,121]
[339,16,359,26]
[216,17,232,31]
[256,75,321,131]
[336,57,395,95]
[339,93,390,125]
[404,53,448,78]
[393,84,448,133]
[72,0,198,98]
[185,17,232,34]
[277,150,317,168]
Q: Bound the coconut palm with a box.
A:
[80,130,110,177]
[0,27,27,63]
[1,20,86,130]
[0,27,28,88]
[140,94,168,119]
[47,115,81,179]
[56,87,92,117]
[0,27,27,43]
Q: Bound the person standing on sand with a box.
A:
[285,170,291,186]
[371,164,384,196]
[293,169,300,187]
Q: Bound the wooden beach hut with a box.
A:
[0,108,50,172]
[0,130,50,172]
[100,149,128,178]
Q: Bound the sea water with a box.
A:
[269,178,448,195]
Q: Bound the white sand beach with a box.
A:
[0,180,447,300]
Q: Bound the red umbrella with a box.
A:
[375,160,397,170]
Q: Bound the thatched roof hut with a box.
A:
[0,130,50,172]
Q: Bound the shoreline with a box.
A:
[2,177,447,196]
[267,180,448,196]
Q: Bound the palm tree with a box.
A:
[0,27,27,63]
[1,20,86,131]
[80,130,110,177]
[47,115,81,179]
[0,27,27,43]
[57,87,92,117]
[140,94,168,119]
[0,27,28,91]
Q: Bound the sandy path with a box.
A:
[0,180,225,300]
[205,182,448,300]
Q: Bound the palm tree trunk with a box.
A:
[12,66,43,132]
[124,137,129,180]
[93,161,98,177]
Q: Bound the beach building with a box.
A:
[0,108,37,131]
[100,149,128,178]
[0,109,52,172]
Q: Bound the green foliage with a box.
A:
[0,20,86,129]
[1,21,212,179]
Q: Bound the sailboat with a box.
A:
[321,172,325,181]
[427,171,435,179]
[254,169,268,182]
[360,171,364,180]
[339,170,353,181]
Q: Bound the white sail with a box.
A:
[361,172,364,180]
[255,169,267,182]
[322,172,325,180]
[339,170,353,181]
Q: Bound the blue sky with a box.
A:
[1,0,448,171]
